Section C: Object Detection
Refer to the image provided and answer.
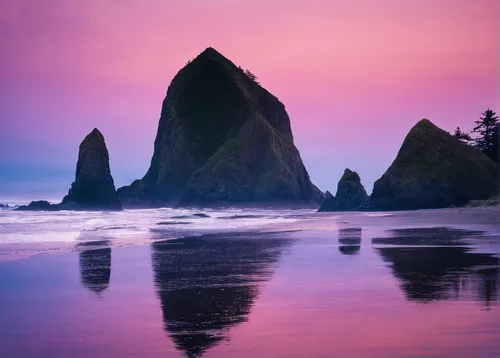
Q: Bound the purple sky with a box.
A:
[1,0,499,201]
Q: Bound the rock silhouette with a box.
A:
[118,47,322,207]
[371,119,497,210]
[62,128,121,210]
[319,169,368,211]
[318,191,336,211]
[335,169,369,210]
[16,200,53,211]
[17,129,122,211]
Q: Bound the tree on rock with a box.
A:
[473,109,499,162]
[370,119,497,210]
[453,126,472,144]
[244,69,259,84]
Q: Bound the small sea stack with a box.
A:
[16,201,53,211]
[318,169,368,212]
[318,191,336,212]
[61,128,122,210]
[17,128,122,211]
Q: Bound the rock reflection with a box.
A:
[151,234,290,357]
[377,246,499,306]
[338,228,361,255]
[338,245,361,255]
[372,227,483,246]
[77,241,111,294]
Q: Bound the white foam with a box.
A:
[0,208,313,246]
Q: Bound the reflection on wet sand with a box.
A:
[375,228,500,306]
[372,227,483,246]
[338,245,360,255]
[338,228,361,255]
[151,234,290,357]
[77,241,112,294]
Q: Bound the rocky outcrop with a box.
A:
[118,47,322,207]
[61,128,121,210]
[335,169,369,210]
[465,196,500,207]
[318,191,336,211]
[16,200,53,211]
[17,129,122,211]
[318,169,369,212]
[371,119,498,210]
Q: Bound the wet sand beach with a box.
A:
[0,207,499,357]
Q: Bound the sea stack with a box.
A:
[118,47,322,207]
[318,191,336,211]
[371,119,498,210]
[61,128,122,210]
[318,169,369,211]
[335,169,369,210]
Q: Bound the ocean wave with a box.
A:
[157,221,192,225]
[82,225,139,232]
[218,214,269,220]
[171,213,210,219]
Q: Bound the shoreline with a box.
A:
[1,205,500,262]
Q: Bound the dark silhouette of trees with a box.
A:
[453,126,472,144]
[244,69,258,83]
[473,109,499,162]
[238,66,260,85]
[450,109,498,162]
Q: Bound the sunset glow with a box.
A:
[1,0,498,199]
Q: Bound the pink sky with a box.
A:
[0,0,499,199]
